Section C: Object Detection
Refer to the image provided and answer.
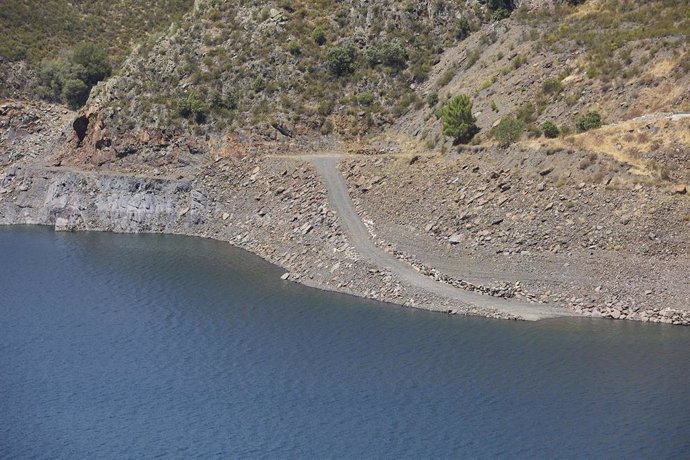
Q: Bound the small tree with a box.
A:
[440,94,478,144]
[357,92,374,106]
[178,92,207,123]
[380,42,407,69]
[541,120,559,138]
[542,77,562,96]
[36,43,111,109]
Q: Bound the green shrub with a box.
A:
[493,117,524,147]
[542,77,562,96]
[541,120,559,138]
[61,79,90,109]
[287,40,301,55]
[320,119,333,134]
[252,76,266,92]
[576,111,602,132]
[365,42,407,70]
[380,42,407,69]
[312,27,326,45]
[485,0,513,20]
[427,92,439,107]
[208,90,237,111]
[440,94,478,144]
[455,17,471,40]
[465,48,481,69]
[325,44,356,76]
[71,43,112,86]
[178,92,207,123]
[515,102,537,124]
[35,43,111,108]
[357,92,374,106]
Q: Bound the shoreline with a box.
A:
[1,158,688,325]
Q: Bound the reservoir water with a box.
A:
[1,226,689,458]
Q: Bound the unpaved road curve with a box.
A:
[314,156,578,321]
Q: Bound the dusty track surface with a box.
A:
[313,156,577,321]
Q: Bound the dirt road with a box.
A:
[313,156,577,321]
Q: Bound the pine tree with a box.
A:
[440,94,478,144]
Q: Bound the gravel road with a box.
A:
[313,156,577,321]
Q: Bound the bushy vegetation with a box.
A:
[356,92,374,106]
[0,0,193,65]
[312,27,326,46]
[455,17,471,40]
[576,111,602,132]
[35,44,112,108]
[177,91,207,123]
[365,42,408,70]
[326,44,357,76]
[493,117,524,147]
[542,77,562,97]
[440,95,478,144]
[541,120,560,138]
[483,0,514,21]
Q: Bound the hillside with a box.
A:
[24,0,682,168]
[0,0,193,63]
[0,0,194,99]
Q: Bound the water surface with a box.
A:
[1,226,689,458]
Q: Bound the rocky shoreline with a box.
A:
[1,153,688,325]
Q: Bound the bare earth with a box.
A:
[314,156,576,320]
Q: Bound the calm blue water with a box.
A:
[1,226,689,459]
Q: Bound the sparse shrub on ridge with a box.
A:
[493,117,524,146]
[177,91,207,123]
[541,120,559,138]
[542,77,562,96]
[455,17,471,40]
[287,40,301,56]
[576,111,602,132]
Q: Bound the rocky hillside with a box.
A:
[0,0,194,101]
[38,0,683,168]
[395,0,690,149]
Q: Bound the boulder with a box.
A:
[449,233,464,244]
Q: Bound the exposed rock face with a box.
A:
[0,167,192,233]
